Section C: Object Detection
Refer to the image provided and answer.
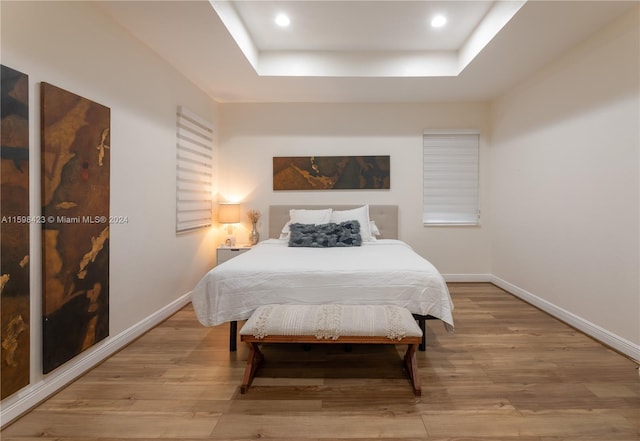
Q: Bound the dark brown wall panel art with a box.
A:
[41,83,110,373]
[273,155,390,190]
[1,65,30,398]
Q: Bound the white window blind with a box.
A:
[176,106,214,233]
[423,131,479,225]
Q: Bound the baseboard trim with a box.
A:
[443,274,493,283]
[0,292,192,429]
[490,276,640,363]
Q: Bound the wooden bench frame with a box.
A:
[239,334,422,396]
[230,314,437,352]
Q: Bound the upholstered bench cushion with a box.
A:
[239,304,423,341]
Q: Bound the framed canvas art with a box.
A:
[40,82,110,373]
[1,65,30,398]
[273,155,390,190]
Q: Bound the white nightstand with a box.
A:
[216,246,251,265]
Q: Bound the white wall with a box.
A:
[490,8,639,348]
[218,102,492,275]
[1,1,219,423]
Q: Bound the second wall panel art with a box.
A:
[40,82,110,373]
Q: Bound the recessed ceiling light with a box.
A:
[431,14,447,28]
[275,13,290,27]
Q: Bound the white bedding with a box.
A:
[191,239,454,329]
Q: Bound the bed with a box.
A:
[190,204,454,350]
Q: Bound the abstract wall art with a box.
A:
[1,65,30,398]
[273,155,390,190]
[41,82,110,373]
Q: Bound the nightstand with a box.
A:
[216,246,251,265]
[217,245,251,351]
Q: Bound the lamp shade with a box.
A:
[218,203,240,224]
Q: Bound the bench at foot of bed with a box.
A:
[238,304,423,396]
[230,314,437,352]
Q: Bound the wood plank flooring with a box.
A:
[2,283,638,440]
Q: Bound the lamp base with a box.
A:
[224,235,236,247]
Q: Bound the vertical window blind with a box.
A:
[176,106,214,233]
[423,131,480,225]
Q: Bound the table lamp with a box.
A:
[218,202,240,246]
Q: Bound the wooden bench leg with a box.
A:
[403,343,421,396]
[240,342,263,394]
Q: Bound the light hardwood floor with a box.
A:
[2,283,639,440]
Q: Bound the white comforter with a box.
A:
[191,239,454,328]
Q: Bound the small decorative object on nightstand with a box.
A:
[247,209,260,245]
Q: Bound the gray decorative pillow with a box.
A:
[288,220,362,247]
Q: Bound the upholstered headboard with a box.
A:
[269,205,398,240]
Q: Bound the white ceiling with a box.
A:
[213,0,524,78]
[230,1,496,51]
[97,1,635,103]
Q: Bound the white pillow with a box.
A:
[279,221,292,240]
[280,208,333,239]
[330,205,373,242]
[290,208,332,224]
[370,220,381,237]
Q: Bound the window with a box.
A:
[176,106,214,233]
[423,131,479,226]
